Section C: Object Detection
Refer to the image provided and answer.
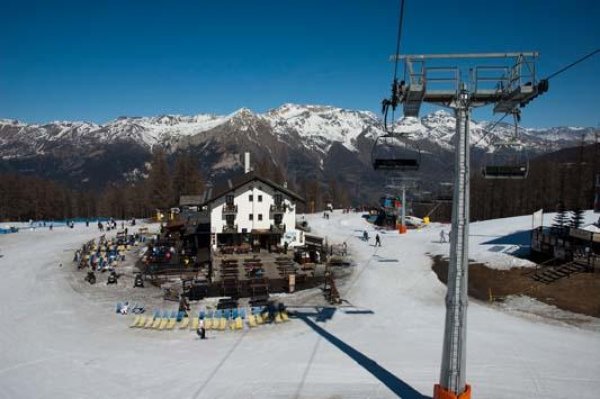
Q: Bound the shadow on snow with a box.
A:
[292,308,431,399]
[480,229,531,258]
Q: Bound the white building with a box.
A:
[198,171,306,249]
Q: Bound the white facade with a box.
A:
[209,180,304,248]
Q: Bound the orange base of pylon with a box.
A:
[434,384,471,399]
[398,225,408,234]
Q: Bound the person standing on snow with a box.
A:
[440,230,447,243]
[197,318,206,339]
[375,234,381,247]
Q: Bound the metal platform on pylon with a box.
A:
[391,52,547,116]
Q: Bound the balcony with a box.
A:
[222,204,238,215]
[270,223,286,234]
[222,224,238,234]
[269,203,287,214]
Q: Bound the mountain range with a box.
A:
[0,104,596,203]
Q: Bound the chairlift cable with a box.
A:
[392,0,406,85]
[473,112,510,147]
[474,49,599,147]
[543,48,599,81]
[383,0,406,133]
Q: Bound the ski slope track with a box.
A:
[0,212,598,398]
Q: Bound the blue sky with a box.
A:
[0,0,598,128]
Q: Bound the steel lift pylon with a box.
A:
[389,52,546,399]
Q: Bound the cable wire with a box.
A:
[384,0,406,134]
[544,48,599,81]
[473,112,510,148]
[392,0,406,83]
[474,49,599,147]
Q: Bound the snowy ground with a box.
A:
[426,211,600,270]
[0,213,599,399]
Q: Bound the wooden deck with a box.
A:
[210,249,324,297]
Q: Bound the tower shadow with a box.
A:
[294,310,431,399]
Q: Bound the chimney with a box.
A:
[244,152,250,174]
[283,181,288,188]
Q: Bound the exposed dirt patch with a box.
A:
[431,255,600,318]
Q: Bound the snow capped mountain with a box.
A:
[0,103,596,194]
[265,103,382,153]
[1,105,594,160]
[391,109,596,152]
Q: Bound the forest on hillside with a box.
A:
[470,143,599,221]
[0,147,353,221]
[0,144,597,222]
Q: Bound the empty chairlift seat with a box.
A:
[372,133,420,171]
[482,141,529,179]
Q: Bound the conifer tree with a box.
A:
[569,208,584,229]
[147,148,173,210]
[552,201,568,230]
[173,153,204,202]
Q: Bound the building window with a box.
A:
[258,195,263,202]
[258,214,263,221]
[274,193,283,205]
[249,194,253,202]
[226,194,234,205]
[249,214,253,221]
[225,215,235,226]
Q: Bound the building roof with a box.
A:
[179,195,204,206]
[199,171,305,206]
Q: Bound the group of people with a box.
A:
[362,230,382,247]
[75,234,140,285]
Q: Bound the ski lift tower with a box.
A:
[390,52,547,399]
[385,176,419,232]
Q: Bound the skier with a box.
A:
[440,230,447,243]
[363,230,369,242]
[375,234,381,247]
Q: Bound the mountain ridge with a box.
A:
[0,104,596,202]
[2,104,595,156]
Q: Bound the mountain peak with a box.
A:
[229,107,255,118]
[0,118,22,126]
[430,109,453,117]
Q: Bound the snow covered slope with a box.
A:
[427,210,600,270]
[0,212,598,398]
